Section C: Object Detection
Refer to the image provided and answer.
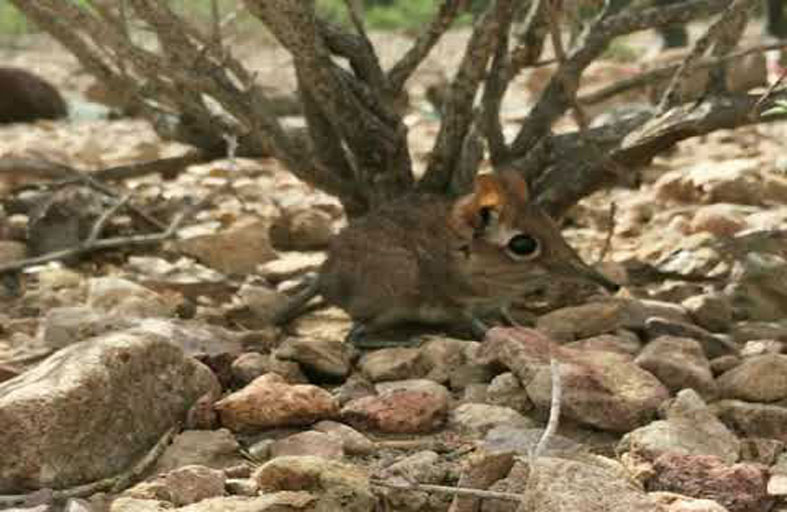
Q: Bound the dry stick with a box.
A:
[84,193,133,246]
[387,0,465,93]
[0,157,170,232]
[0,426,178,507]
[580,40,787,106]
[0,184,227,274]
[370,479,524,503]
[658,0,752,112]
[530,354,562,459]
[596,201,617,264]
[752,65,787,117]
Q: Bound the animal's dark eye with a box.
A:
[479,207,492,227]
[507,234,540,258]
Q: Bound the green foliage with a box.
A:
[763,99,787,116]
[316,0,445,30]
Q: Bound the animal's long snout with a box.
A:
[561,259,621,293]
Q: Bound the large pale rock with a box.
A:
[175,218,277,275]
[482,328,668,432]
[717,354,787,402]
[519,456,663,511]
[215,373,338,432]
[619,389,740,464]
[254,456,375,512]
[635,336,716,398]
[0,330,218,492]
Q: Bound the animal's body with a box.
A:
[277,171,618,344]
[0,67,67,124]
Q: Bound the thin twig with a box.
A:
[0,426,177,507]
[596,201,617,263]
[0,185,226,274]
[752,65,787,116]
[530,353,562,459]
[370,479,523,502]
[580,40,787,106]
[658,0,752,112]
[84,193,133,246]
[387,0,465,93]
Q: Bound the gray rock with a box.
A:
[564,332,642,356]
[270,430,344,459]
[275,338,351,380]
[174,217,277,276]
[449,403,535,437]
[153,429,245,474]
[486,372,533,413]
[254,456,374,512]
[731,321,787,344]
[0,329,218,493]
[645,317,738,359]
[359,347,425,382]
[710,355,741,376]
[619,389,740,464]
[175,493,317,511]
[635,336,717,398]
[536,300,645,341]
[236,284,287,324]
[230,352,269,385]
[717,354,787,402]
[419,337,472,384]
[110,498,170,512]
[38,306,112,349]
[270,208,334,251]
[164,465,226,506]
[682,294,733,333]
[313,420,375,455]
[87,277,174,318]
[519,456,661,511]
[712,399,787,442]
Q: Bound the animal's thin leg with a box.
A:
[469,316,489,340]
[499,305,520,327]
[344,323,419,349]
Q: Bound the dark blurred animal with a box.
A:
[0,67,67,124]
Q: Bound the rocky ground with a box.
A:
[1,22,787,512]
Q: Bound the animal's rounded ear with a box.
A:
[474,173,504,210]
[499,169,530,204]
[449,173,504,235]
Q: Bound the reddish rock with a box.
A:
[0,67,67,124]
[341,388,448,434]
[215,373,338,432]
[647,453,771,512]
